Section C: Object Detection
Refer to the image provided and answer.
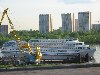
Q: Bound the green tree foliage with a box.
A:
[0,30,100,46]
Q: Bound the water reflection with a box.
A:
[92,45,100,63]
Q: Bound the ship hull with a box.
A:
[1,48,96,63]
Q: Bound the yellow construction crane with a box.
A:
[0,8,25,60]
[0,8,14,28]
[0,8,42,63]
[36,46,42,63]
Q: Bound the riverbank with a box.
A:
[0,63,100,72]
[0,63,100,75]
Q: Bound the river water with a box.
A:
[0,45,100,63]
[92,45,100,63]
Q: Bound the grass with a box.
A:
[0,64,14,68]
[0,63,63,69]
[0,62,80,69]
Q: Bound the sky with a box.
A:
[0,0,100,30]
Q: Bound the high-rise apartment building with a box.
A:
[92,24,100,31]
[0,25,9,35]
[78,11,91,32]
[39,14,52,33]
[61,13,74,32]
[75,19,79,32]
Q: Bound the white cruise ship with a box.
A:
[1,39,96,62]
[28,38,96,61]
[1,40,28,57]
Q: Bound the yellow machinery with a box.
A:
[36,46,42,63]
[0,8,42,63]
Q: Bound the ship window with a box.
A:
[66,40,68,41]
[37,40,39,42]
[69,39,72,41]
[78,47,82,49]
[87,47,90,49]
[79,43,82,45]
[73,44,75,45]
[33,40,39,42]
[76,43,78,45]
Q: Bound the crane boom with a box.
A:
[0,8,42,63]
[0,8,14,29]
[0,8,25,59]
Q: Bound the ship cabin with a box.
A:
[28,39,91,53]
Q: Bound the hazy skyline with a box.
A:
[0,0,100,30]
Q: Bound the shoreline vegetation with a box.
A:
[0,63,100,72]
[0,30,100,46]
